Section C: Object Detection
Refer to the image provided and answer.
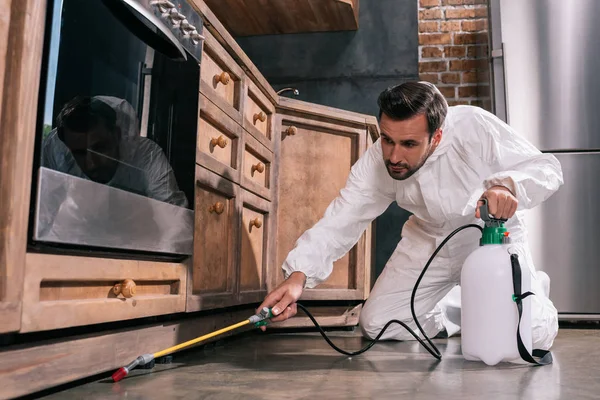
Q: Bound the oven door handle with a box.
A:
[102,0,187,60]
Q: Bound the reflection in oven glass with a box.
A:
[31,0,201,255]
[41,95,188,208]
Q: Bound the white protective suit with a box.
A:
[281,105,564,350]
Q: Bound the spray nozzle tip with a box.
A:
[112,367,128,382]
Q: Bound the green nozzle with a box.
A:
[252,307,273,328]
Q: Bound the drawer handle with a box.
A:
[249,218,262,230]
[285,126,297,137]
[113,279,137,298]
[214,71,231,86]
[210,135,228,149]
[209,202,225,215]
[251,162,265,174]
[253,111,267,125]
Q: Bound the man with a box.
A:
[42,96,189,208]
[258,82,563,351]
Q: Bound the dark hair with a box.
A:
[377,81,448,137]
[56,96,118,141]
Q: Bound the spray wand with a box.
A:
[111,307,273,382]
[112,222,484,382]
[112,208,492,383]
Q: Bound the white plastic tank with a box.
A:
[461,240,532,365]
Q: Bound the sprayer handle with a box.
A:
[479,198,507,222]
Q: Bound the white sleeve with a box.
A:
[472,110,564,210]
[282,139,396,288]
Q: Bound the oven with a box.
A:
[30,0,204,259]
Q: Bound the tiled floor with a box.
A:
[42,328,600,399]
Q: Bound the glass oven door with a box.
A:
[31,0,201,257]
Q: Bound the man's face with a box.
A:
[62,122,120,184]
[380,113,442,181]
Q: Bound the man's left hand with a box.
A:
[475,186,518,220]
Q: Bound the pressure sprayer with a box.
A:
[461,199,552,366]
[112,200,551,382]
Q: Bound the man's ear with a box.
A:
[432,128,443,146]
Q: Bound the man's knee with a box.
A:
[359,301,414,341]
[359,306,380,340]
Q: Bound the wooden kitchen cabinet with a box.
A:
[187,165,241,312]
[1,0,379,336]
[271,101,373,301]
[187,165,272,311]
[188,0,380,320]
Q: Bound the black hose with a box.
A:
[296,224,484,359]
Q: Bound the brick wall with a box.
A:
[418,0,491,111]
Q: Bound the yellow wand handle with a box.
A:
[112,308,273,382]
[153,320,250,358]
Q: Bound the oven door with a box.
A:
[31,0,202,257]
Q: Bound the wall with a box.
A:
[235,0,419,117]
[235,0,419,281]
[418,0,492,110]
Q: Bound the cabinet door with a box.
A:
[273,113,370,300]
[0,0,45,333]
[238,189,271,304]
[187,165,240,311]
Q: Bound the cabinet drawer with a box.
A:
[200,29,243,123]
[21,254,187,332]
[238,189,271,303]
[242,132,273,201]
[243,78,275,149]
[188,165,240,311]
[198,94,242,183]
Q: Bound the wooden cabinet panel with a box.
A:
[21,254,187,332]
[188,165,240,311]
[238,189,270,303]
[200,28,243,123]
[0,0,46,333]
[274,112,370,300]
[0,0,11,126]
[241,132,272,201]
[198,93,243,183]
[193,191,233,293]
[203,0,359,36]
[242,78,275,150]
[240,208,264,291]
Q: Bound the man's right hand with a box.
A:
[256,271,306,331]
